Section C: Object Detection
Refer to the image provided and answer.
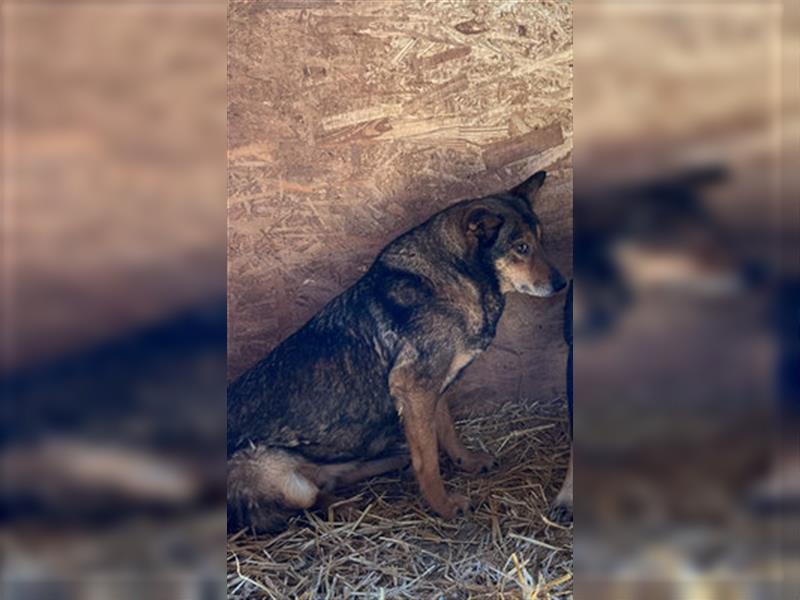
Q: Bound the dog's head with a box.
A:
[463,171,566,298]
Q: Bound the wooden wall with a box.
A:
[227,1,573,414]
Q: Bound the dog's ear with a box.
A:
[509,170,547,209]
[464,207,504,246]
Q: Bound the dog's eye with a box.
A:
[515,242,530,255]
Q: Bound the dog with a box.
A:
[227,171,567,532]
[549,280,573,523]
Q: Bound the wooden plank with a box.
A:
[482,124,565,170]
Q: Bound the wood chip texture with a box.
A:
[227,0,574,418]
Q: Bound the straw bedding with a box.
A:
[227,396,573,599]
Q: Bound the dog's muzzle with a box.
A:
[520,268,567,297]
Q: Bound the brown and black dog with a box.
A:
[227,171,566,531]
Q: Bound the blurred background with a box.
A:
[574,1,797,599]
[1,2,227,598]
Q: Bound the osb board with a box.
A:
[227,1,574,415]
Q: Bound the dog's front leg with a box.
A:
[550,450,573,523]
[436,398,497,474]
[390,362,468,519]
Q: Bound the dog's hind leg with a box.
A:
[304,455,411,517]
[332,454,409,486]
[300,454,409,490]
[436,398,497,474]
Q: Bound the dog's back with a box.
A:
[227,277,402,463]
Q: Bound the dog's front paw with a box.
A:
[436,493,470,519]
[456,450,498,474]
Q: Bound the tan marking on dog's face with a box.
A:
[494,230,564,297]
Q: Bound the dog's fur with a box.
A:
[227,171,566,531]
[550,281,573,523]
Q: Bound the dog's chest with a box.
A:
[441,348,482,393]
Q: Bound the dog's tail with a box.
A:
[228,446,411,532]
[227,446,320,532]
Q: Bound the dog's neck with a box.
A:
[381,217,506,340]
[466,253,506,340]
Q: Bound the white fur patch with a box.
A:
[282,472,318,509]
[555,456,573,506]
